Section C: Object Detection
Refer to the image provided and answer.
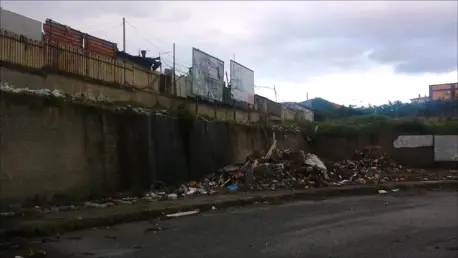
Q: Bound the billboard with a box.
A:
[0,8,43,41]
[230,60,255,104]
[191,48,224,102]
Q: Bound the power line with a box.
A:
[125,21,163,51]
[124,20,191,53]
[162,58,190,71]
[162,62,189,73]
[85,20,122,31]
[254,85,281,102]
[161,51,192,67]
[87,22,123,35]
[125,20,192,67]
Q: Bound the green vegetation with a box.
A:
[309,114,458,135]
[175,103,196,122]
[299,97,458,135]
[360,100,458,118]
[308,98,458,121]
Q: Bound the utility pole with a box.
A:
[122,18,126,52]
[159,51,162,73]
[273,85,278,102]
[172,43,176,95]
[122,17,126,85]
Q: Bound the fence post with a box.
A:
[84,33,88,77]
[195,97,199,116]
[43,36,47,69]
[53,42,59,72]
[233,101,236,121]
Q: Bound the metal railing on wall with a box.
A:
[0,29,159,92]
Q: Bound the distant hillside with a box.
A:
[283,98,364,121]
[285,98,458,120]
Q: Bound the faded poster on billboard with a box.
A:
[192,48,224,102]
[230,60,255,104]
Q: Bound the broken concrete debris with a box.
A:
[2,145,454,216]
[140,145,444,200]
[1,82,65,98]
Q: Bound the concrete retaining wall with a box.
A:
[0,91,305,206]
[312,133,458,169]
[0,66,259,123]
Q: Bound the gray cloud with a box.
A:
[250,1,457,78]
[2,1,165,20]
[2,1,457,83]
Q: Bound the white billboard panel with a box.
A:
[434,135,458,161]
[0,8,43,41]
[230,60,255,104]
[191,48,224,102]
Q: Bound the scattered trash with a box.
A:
[227,184,238,191]
[84,202,115,208]
[1,82,65,98]
[0,212,15,217]
[1,142,453,216]
[378,190,388,194]
[167,194,178,200]
[166,209,200,218]
[27,248,46,258]
[211,206,217,210]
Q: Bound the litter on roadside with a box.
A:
[166,209,200,218]
[2,138,452,217]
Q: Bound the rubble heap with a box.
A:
[328,146,401,185]
[143,147,334,201]
[143,145,428,200]
[248,150,331,190]
[4,144,456,216]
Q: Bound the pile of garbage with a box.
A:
[3,144,456,216]
[143,136,334,200]
[327,145,400,185]
[143,144,443,200]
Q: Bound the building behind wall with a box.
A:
[411,94,429,104]
[254,94,283,121]
[429,83,457,101]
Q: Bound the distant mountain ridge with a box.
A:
[283,98,364,120]
[283,97,343,110]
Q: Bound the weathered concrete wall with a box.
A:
[311,132,458,169]
[0,66,259,122]
[4,89,455,207]
[116,113,307,192]
[0,93,119,207]
[0,92,304,205]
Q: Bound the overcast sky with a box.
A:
[2,1,457,106]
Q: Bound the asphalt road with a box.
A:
[4,190,458,258]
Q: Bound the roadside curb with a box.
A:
[1,180,457,239]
